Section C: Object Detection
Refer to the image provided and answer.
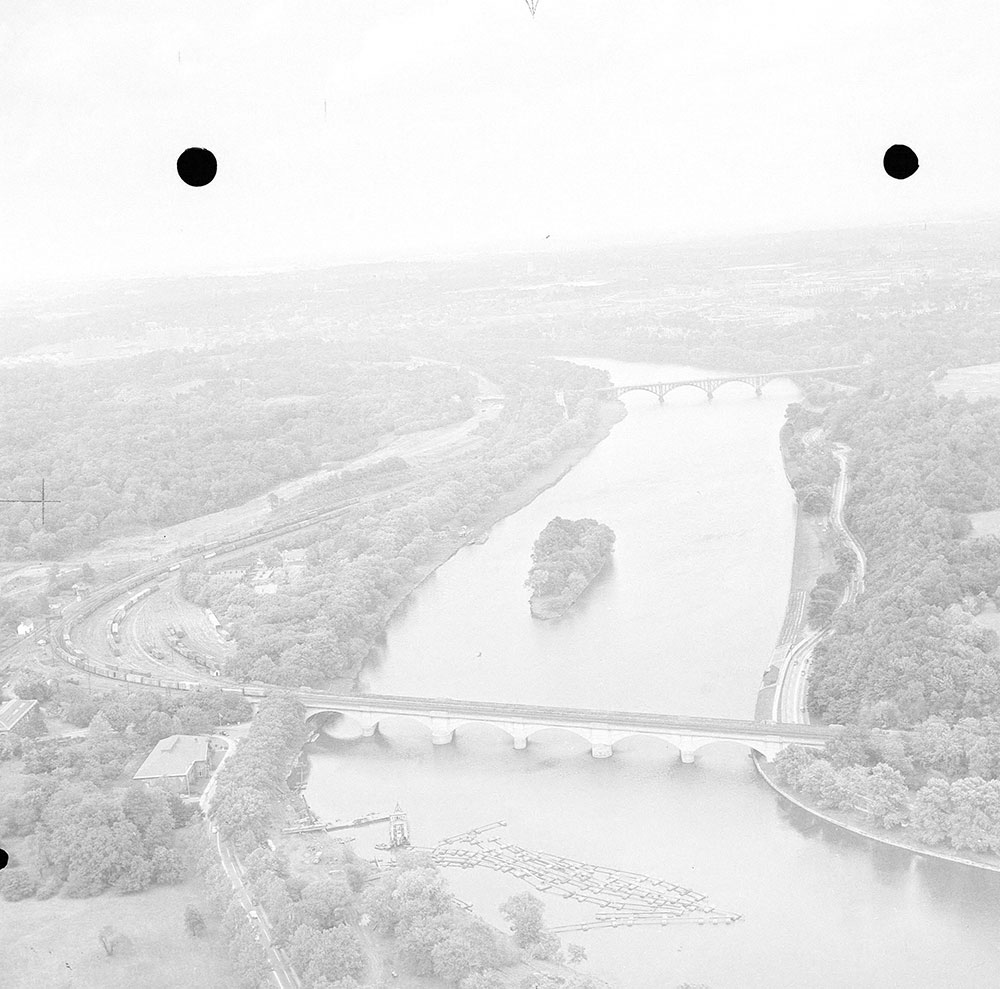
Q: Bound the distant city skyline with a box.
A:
[2,1,999,287]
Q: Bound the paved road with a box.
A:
[300,690,837,742]
[774,443,866,724]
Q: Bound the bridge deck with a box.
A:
[595,364,864,396]
[297,691,835,739]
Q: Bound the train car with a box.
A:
[203,551,217,559]
[126,586,158,608]
[168,562,181,572]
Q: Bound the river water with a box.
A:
[305,359,1000,989]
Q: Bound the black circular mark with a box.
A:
[0,847,8,870]
[883,144,919,180]
[177,147,218,187]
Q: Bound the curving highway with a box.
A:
[774,442,866,724]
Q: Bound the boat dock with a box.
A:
[421,824,741,926]
[282,811,392,835]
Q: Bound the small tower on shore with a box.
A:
[388,803,410,848]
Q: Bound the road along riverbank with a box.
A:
[756,442,1000,874]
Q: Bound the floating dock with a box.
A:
[421,823,741,927]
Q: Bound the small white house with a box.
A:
[16,620,34,637]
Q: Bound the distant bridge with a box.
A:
[596,365,864,403]
[294,692,839,763]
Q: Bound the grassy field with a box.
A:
[7,874,238,989]
[6,815,238,989]
[935,362,1000,400]
[969,509,1000,537]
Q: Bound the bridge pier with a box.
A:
[705,391,713,402]
[512,729,528,750]
[361,723,379,738]
[755,387,762,398]
[429,716,455,746]
[678,735,697,764]
[589,728,615,758]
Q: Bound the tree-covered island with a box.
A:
[527,517,615,619]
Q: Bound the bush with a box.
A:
[1,868,38,901]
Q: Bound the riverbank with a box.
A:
[349,401,627,689]
[754,442,1000,876]
[754,454,836,720]
[752,754,1000,873]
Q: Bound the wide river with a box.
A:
[305,359,1000,989]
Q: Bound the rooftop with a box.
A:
[0,698,37,731]
[133,734,210,780]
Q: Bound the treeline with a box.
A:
[810,377,1000,727]
[0,339,475,560]
[526,517,615,610]
[775,720,1000,854]
[182,358,611,687]
[0,685,245,900]
[201,696,352,989]
[210,696,306,841]
[780,404,839,515]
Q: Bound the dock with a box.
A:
[422,825,742,927]
[282,811,392,835]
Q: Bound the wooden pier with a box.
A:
[282,811,391,835]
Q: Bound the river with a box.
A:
[305,359,1000,989]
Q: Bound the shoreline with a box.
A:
[752,753,1000,874]
[347,400,627,690]
[757,438,1000,875]
[753,445,835,720]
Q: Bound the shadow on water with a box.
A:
[768,779,1000,913]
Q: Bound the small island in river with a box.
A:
[526,516,615,619]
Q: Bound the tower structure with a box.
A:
[388,803,410,848]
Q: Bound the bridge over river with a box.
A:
[596,364,864,402]
[294,691,840,762]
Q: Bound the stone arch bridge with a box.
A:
[596,364,863,403]
[294,692,839,763]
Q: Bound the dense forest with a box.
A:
[775,371,1000,853]
[180,358,612,686]
[811,377,1000,727]
[526,517,615,619]
[0,340,474,559]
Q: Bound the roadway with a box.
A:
[298,690,837,743]
[774,443,867,724]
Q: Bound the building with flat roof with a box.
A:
[133,734,211,794]
[0,698,45,736]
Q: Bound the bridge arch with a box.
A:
[613,385,668,401]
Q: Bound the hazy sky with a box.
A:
[2,1,999,285]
